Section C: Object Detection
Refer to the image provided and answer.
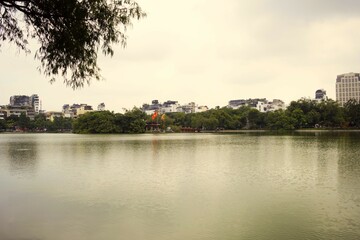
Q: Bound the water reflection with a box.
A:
[1,133,360,240]
[336,135,360,237]
[6,140,38,175]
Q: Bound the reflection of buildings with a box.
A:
[337,134,360,188]
[335,134,360,230]
[6,140,38,175]
[336,72,360,107]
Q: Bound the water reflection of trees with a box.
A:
[336,133,360,187]
[6,141,38,175]
[336,134,360,236]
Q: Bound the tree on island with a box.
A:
[0,0,145,88]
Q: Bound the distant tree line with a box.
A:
[0,113,72,132]
[171,98,358,131]
[1,99,360,133]
[72,108,147,133]
[155,98,360,131]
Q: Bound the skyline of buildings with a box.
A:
[227,98,286,112]
[142,100,209,115]
[1,72,359,120]
[9,94,41,113]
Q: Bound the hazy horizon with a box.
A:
[2,0,360,112]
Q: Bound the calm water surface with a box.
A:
[0,133,360,240]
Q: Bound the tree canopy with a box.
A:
[0,0,145,88]
[2,98,360,133]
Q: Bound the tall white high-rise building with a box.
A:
[336,73,360,107]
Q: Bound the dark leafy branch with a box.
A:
[0,0,145,88]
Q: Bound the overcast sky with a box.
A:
[1,0,360,112]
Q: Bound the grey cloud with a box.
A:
[263,0,360,20]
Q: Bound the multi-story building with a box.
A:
[30,94,40,113]
[267,99,286,112]
[9,94,41,114]
[77,105,93,116]
[46,111,63,122]
[160,100,180,114]
[228,98,267,111]
[336,72,360,107]
[195,106,209,113]
[10,95,31,107]
[177,102,196,113]
[3,106,29,118]
[0,106,5,120]
[62,104,73,118]
[142,100,161,115]
[142,100,206,115]
[315,89,327,101]
[228,98,286,112]
[62,103,93,118]
[97,103,106,111]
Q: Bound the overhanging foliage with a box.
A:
[0,0,145,88]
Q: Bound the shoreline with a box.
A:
[2,129,360,134]
[204,129,360,133]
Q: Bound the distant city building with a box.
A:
[228,98,267,111]
[160,101,179,114]
[77,105,93,115]
[30,94,40,113]
[315,89,327,100]
[1,106,30,118]
[62,104,74,118]
[177,102,196,113]
[97,103,106,111]
[10,95,31,107]
[8,94,41,115]
[336,72,360,107]
[0,106,5,120]
[228,98,286,112]
[266,99,286,112]
[142,100,207,115]
[46,111,63,122]
[142,100,161,115]
[195,105,209,113]
[62,103,93,118]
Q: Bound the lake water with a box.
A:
[0,132,360,240]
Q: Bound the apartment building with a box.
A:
[142,100,208,115]
[336,73,360,107]
[228,98,286,112]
